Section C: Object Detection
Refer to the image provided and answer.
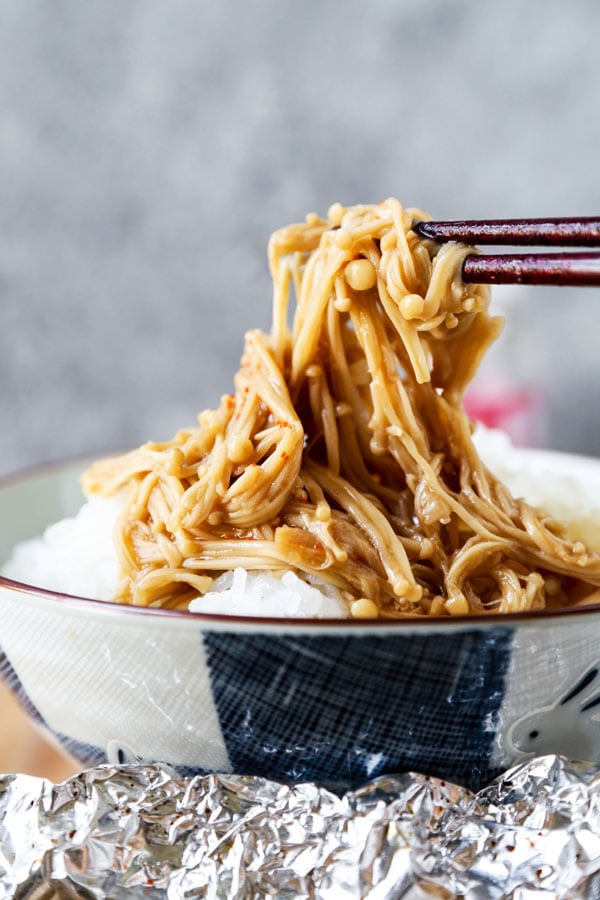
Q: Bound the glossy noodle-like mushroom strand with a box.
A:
[82,199,600,615]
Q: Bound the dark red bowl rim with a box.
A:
[1,452,600,628]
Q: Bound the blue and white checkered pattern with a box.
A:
[6,616,600,791]
[1,625,515,790]
[203,627,515,788]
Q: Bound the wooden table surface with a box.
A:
[0,681,79,782]
[0,683,84,897]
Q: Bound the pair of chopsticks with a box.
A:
[413,217,600,286]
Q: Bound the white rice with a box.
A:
[2,427,599,616]
[1,494,122,600]
[188,568,349,618]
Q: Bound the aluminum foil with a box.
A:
[2,755,600,898]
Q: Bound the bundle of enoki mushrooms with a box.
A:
[83,199,600,616]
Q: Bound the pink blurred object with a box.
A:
[465,383,547,446]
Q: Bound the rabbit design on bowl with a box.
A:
[508,664,600,761]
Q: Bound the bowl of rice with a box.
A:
[2,200,600,790]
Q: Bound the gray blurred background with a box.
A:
[1,0,600,477]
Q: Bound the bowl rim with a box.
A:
[1,450,600,629]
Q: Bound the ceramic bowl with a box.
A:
[1,451,600,790]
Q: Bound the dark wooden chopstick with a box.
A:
[413,217,600,286]
[415,217,600,246]
[463,252,600,286]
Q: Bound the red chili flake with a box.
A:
[281,452,289,460]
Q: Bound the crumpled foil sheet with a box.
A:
[2,755,600,898]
